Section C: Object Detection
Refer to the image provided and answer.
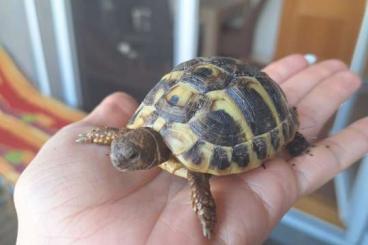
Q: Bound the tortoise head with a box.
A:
[110,127,171,171]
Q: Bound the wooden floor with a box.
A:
[0,189,17,245]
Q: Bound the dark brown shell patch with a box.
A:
[172,58,203,71]
[226,79,277,136]
[210,147,230,170]
[231,144,249,167]
[254,72,289,121]
[155,93,209,123]
[252,137,268,160]
[183,141,204,165]
[208,57,238,74]
[189,109,245,146]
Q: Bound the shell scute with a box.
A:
[210,147,231,170]
[232,144,250,168]
[181,64,233,92]
[189,109,245,146]
[226,78,279,135]
[208,57,238,74]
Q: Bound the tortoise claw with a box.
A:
[198,206,216,239]
[203,226,211,240]
[76,132,92,143]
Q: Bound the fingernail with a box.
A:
[304,54,318,65]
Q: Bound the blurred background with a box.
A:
[0,0,367,244]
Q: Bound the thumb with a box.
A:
[80,92,139,127]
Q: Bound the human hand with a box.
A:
[14,55,367,245]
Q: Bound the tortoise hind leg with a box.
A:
[76,127,128,145]
[286,131,310,157]
[187,171,216,239]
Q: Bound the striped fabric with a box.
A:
[0,47,85,185]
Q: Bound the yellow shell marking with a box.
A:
[164,83,197,107]
[153,88,165,104]
[161,71,185,82]
[195,64,221,75]
[164,123,198,155]
[152,117,166,131]
[159,157,187,178]
[128,105,155,129]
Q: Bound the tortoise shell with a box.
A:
[127,57,298,177]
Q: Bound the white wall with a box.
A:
[0,0,75,103]
[251,0,283,64]
[0,0,37,85]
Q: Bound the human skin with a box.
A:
[14,54,367,245]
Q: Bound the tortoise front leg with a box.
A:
[187,171,216,239]
[76,127,128,145]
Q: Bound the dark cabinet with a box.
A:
[71,0,173,111]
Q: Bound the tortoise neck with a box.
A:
[140,127,171,165]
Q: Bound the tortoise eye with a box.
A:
[127,151,139,160]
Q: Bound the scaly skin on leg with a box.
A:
[76,127,128,145]
[286,131,310,157]
[187,171,216,239]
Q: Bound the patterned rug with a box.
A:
[0,47,85,185]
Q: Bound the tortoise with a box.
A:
[76,57,309,239]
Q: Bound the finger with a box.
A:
[262,54,309,84]
[297,70,362,138]
[282,60,348,105]
[292,117,368,196]
[81,92,138,127]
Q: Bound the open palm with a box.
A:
[14,55,367,245]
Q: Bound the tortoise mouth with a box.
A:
[111,159,136,171]
[110,153,156,171]
[113,165,144,171]
[110,153,129,171]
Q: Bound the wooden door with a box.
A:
[276,0,366,64]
